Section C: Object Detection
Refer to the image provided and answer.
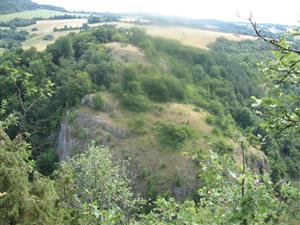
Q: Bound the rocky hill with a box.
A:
[56,92,268,200]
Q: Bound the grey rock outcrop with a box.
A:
[57,109,127,160]
[57,122,84,160]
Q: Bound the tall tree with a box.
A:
[0,105,67,225]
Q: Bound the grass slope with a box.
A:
[66,91,266,198]
[74,95,213,198]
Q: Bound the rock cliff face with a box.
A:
[57,110,127,160]
[57,122,80,161]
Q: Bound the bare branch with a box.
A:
[249,18,300,54]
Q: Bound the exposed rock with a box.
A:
[57,122,84,160]
[76,111,126,139]
[235,145,269,174]
[172,187,188,201]
[81,94,94,108]
[57,109,127,160]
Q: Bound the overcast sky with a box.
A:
[33,0,300,25]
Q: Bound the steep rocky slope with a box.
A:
[56,93,268,200]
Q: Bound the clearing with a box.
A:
[19,19,87,50]
[91,22,255,50]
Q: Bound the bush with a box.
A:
[121,93,151,112]
[142,77,169,102]
[43,34,54,41]
[205,115,215,125]
[207,100,224,115]
[37,149,58,176]
[212,140,234,155]
[232,107,254,129]
[161,76,185,100]
[157,122,193,148]
[142,76,185,102]
[92,93,104,110]
[56,145,136,215]
[112,33,128,43]
[128,118,146,135]
[67,111,77,125]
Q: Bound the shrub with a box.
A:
[67,111,77,125]
[207,100,224,115]
[205,115,215,125]
[128,118,146,135]
[212,140,234,155]
[142,77,169,102]
[37,149,58,176]
[56,145,135,214]
[174,170,183,187]
[161,76,185,100]
[112,33,128,43]
[232,107,254,129]
[121,93,151,112]
[142,76,185,102]
[146,179,158,200]
[157,122,193,148]
[92,93,104,110]
[43,34,54,41]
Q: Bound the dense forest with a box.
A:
[0,7,300,224]
[0,0,66,14]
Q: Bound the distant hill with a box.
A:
[0,0,66,14]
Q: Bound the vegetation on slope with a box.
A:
[0,24,299,224]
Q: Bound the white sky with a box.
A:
[33,0,300,25]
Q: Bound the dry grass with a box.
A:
[104,42,142,54]
[22,30,81,51]
[19,19,86,51]
[73,92,267,195]
[23,19,87,33]
[94,22,255,50]
[143,25,255,50]
[105,100,206,195]
[104,42,147,64]
[161,103,212,133]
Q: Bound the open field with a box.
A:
[91,22,255,50]
[19,18,87,33]
[18,18,87,50]
[22,30,81,51]
[0,9,88,22]
[139,25,256,50]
